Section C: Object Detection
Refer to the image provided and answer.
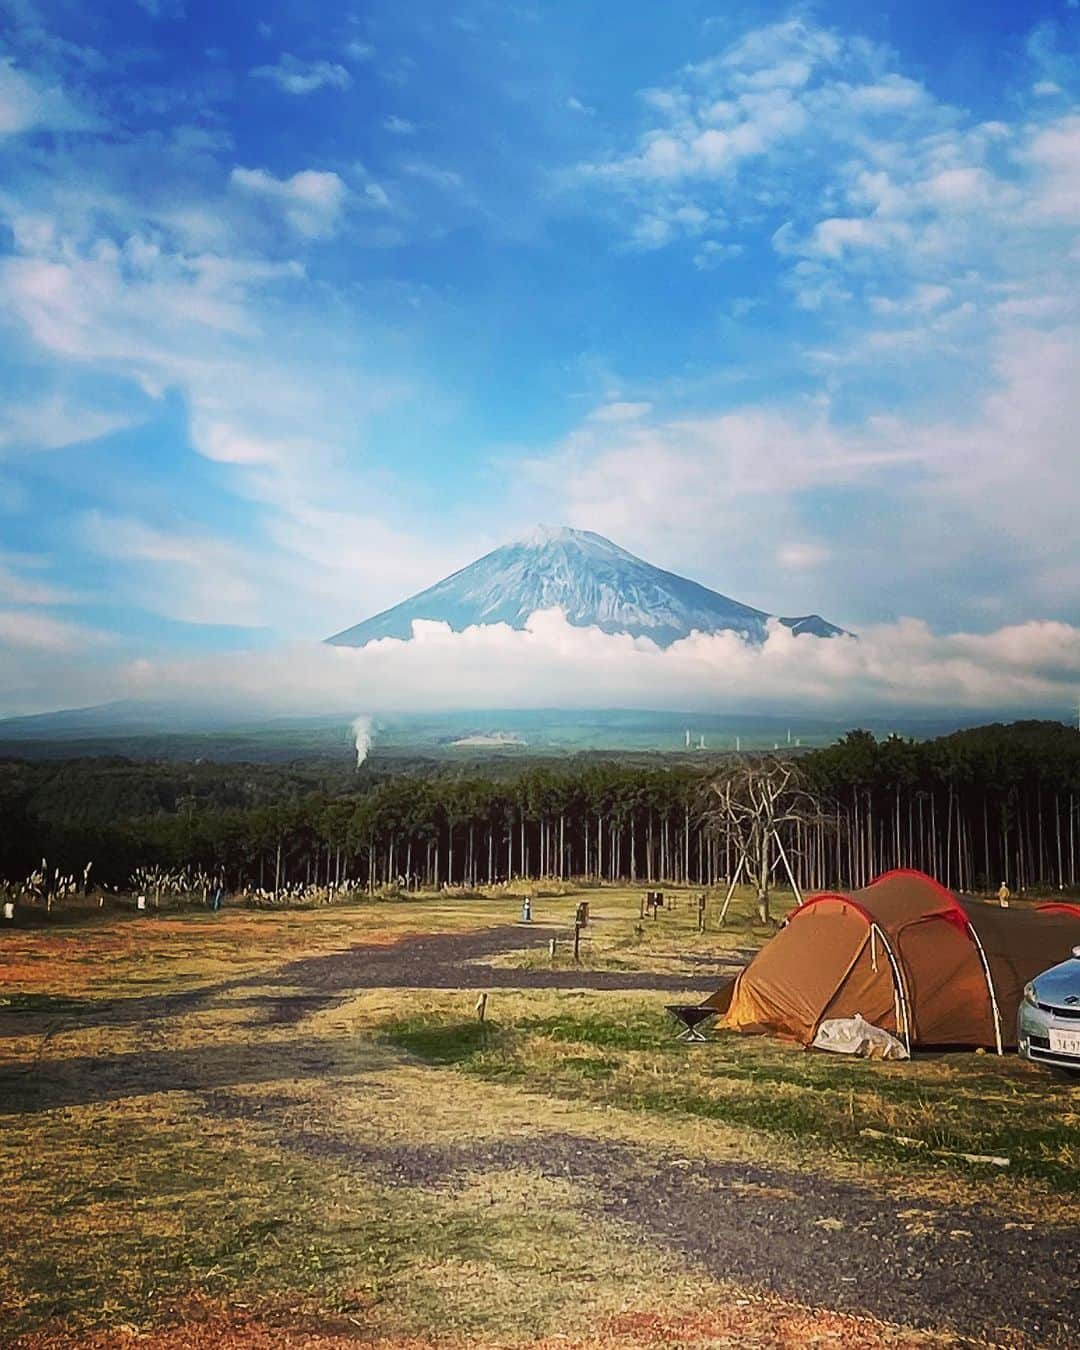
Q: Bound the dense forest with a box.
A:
[2,721,1079,898]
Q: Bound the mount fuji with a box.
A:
[327,526,845,649]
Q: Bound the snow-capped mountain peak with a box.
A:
[327,526,845,648]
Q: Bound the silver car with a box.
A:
[1018,944,1080,1076]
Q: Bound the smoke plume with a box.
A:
[352,715,374,768]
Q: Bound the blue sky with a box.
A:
[1,1,1079,714]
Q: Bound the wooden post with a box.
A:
[697,893,706,933]
[573,923,581,962]
[475,992,488,1023]
[548,937,557,961]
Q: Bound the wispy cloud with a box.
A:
[80,512,265,627]
[0,394,130,454]
[230,165,347,238]
[0,54,100,136]
[0,556,78,606]
[250,54,351,96]
[0,2,1077,718]
[0,607,104,653]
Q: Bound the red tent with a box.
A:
[709,869,1080,1051]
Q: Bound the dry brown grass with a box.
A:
[1,884,1073,1346]
[13,1296,945,1349]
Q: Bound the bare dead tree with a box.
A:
[702,756,833,924]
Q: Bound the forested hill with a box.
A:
[1,720,1078,895]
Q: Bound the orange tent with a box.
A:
[709,869,1080,1052]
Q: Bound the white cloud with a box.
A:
[0,12,456,660]
[250,55,351,96]
[360,180,392,210]
[94,611,1080,721]
[777,542,829,571]
[383,115,416,135]
[0,608,102,652]
[0,394,130,454]
[588,401,652,423]
[401,161,465,191]
[627,202,710,249]
[229,166,347,238]
[1024,115,1080,222]
[693,239,744,269]
[520,308,1080,631]
[0,55,99,137]
[0,558,77,605]
[80,512,265,627]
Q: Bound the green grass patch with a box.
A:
[384,1016,497,1064]
[519,1010,671,1050]
[379,1006,1080,1193]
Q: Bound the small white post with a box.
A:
[717,854,747,924]
[772,830,803,907]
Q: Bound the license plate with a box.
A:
[1049,1028,1080,1058]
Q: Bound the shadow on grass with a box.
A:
[0,1035,396,1115]
[381,1010,1080,1192]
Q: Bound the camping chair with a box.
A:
[666,976,736,1042]
[665,1004,717,1041]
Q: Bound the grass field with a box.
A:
[2,885,1078,1347]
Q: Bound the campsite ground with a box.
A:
[2,886,1078,1348]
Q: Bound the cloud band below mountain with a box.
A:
[81,609,1080,723]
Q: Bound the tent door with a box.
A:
[870,922,911,1056]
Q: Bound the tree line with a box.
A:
[2,721,1079,898]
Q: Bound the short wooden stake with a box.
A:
[548,937,557,961]
[573,923,581,962]
[475,992,488,1023]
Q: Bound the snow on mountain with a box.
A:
[326,525,845,649]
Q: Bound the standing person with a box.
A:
[997,881,1011,907]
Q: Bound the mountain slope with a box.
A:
[327,526,844,648]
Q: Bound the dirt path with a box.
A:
[257,923,732,1023]
[205,926,1077,1348]
[203,1092,1078,1348]
[6,923,1076,1345]
[0,923,733,1047]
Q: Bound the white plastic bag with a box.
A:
[812,1013,909,1060]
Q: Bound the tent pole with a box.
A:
[871,922,912,1056]
[718,854,747,924]
[966,921,1004,1056]
[772,830,803,907]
